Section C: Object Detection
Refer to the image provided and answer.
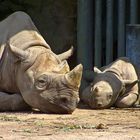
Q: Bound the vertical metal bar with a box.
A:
[118,0,126,57]
[94,0,102,67]
[106,0,113,64]
[77,0,93,91]
[130,0,137,24]
[77,0,93,69]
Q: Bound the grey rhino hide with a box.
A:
[0,11,83,114]
[82,57,139,109]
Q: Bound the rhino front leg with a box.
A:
[0,92,31,111]
[115,92,138,108]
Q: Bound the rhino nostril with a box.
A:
[67,110,74,114]
[60,97,68,103]
[97,103,102,108]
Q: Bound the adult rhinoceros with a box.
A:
[0,11,83,114]
[82,57,139,109]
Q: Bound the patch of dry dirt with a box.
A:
[0,104,139,140]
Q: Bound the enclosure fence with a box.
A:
[77,0,138,69]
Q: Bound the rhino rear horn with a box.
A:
[58,46,74,61]
[9,44,30,61]
[65,64,83,88]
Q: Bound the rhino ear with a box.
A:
[58,46,74,61]
[9,44,30,61]
[94,66,102,73]
[54,60,70,74]
[65,64,83,89]
[121,79,139,88]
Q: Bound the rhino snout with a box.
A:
[96,102,103,108]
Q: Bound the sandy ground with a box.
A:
[0,104,139,140]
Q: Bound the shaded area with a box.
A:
[0,0,77,67]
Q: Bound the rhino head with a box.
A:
[10,44,83,114]
[82,67,138,109]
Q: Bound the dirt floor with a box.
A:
[0,104,139,140]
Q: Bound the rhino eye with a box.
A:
[35,78,47,90]
[38,79,46,84]
[108,94,112,99]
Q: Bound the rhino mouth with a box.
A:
[37,100,76,114]
[89,93,111,109]
[42,107,75,114]
[89,100,110,109]
[52,103,76,114]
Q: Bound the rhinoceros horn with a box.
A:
[65,64,83,88]
[58,46,74,61]
[9,44,30,61]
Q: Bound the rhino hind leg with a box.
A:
[115,92,138,108]
[0,92,31,111]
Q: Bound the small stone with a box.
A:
[96,123,108,129]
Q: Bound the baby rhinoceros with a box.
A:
[0,11,83,114]
[82,57,139,109]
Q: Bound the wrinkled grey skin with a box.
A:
[82,57,139,109]
[0,11,83,114]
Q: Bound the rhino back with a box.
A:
[104,57,139,99]
[0,11,50,50]
[104,57,138,81]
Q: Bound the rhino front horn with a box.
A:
[9,44,30,61]
[65,64,83,88]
